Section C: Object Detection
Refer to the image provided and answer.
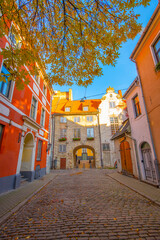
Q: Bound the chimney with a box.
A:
[118,90,122,98]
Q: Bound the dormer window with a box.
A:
[65,107,70,112]
[34,73,40,84]
[9,26,21,48]
[83,106,88,111]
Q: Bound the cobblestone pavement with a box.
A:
[0,169,160,240]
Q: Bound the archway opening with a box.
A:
[20,133,34,180]
[73,145,95,169]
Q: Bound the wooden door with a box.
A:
[120,141,133,175]
[60,158,66,169]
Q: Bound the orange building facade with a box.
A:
[0,27,53,194]
[130,3,160,182]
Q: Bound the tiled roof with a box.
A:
[111,119,130,140]
[52,99,101,115]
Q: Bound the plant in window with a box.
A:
[59,137,67,141]
[73,137,81,141]
[87,137,94,140]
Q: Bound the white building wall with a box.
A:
[125,83,155,181]
[98,88,127,167]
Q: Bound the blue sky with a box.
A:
[53,0,158,100]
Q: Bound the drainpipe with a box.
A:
[51,114,55,169]
[97,111,103,168]
[125,133,142,180]
[132,59,160,185]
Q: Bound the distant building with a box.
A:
[51,87,126,169]
[130,2,160,184]
[0,23,53,194]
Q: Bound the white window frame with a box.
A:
[60,128,67,138]
[74,128,81,138]
[59,144,66,153]
[37,140,43,161]
[83,106,88,111]
[43,84,47,96]
[60,117,67,123]
[87,127,94,137]
[86,116,93,122]
[30,95,38,120]
[0,63,15,102]
[109,101,115,108]
[65,107,70,112]
[150,32,160,65]
[74,116,80,122]
[110,117,119,135]
[40,108,45,127]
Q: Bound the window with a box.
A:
[74,129,81,138]
[87,128,94,137]
[9,26,21,48]
[86,116,93,122]
[133,95,141,118]
[82,148,87,153]
[59,145,66,152]
[43,84,47,96]
[60,128,66,138]
[102,143,110,151]
[34,73,40,83]
[153,36,160,63]
[83,106,88,111]
[110,94,112,97]
[30,97,37,120]
[74,117,80,122]
[0,124,4,147]
[60,117,67,123]
[65,107,70,112]
[40,108,45,126]
[109,102,115,108]
[37,140,42,161]
[0,65,12,98]
[110,117,119,135]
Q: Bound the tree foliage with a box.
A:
[0,0,150,88]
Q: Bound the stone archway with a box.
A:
[20,132,35,181]
[73,145,95,169]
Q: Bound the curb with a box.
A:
[0,174,58,225]
[107,174,160,208]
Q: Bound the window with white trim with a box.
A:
[37,140,42,161]
[74,117,80,122]
[87,128,94,137]
[59,145,66,152]
[60,128,66,138]
[102,143,110,151]
[83,106,88,111]
[65,107,70,112]
[30,97,37,120]
[40,108,45,126]
[60,117,67,123]
[74,129,81,138]
[152,36,160,64]
[86,116,93,122]
[109,101,115,108]
[110,117,119,135]
[9,26,21,48]
[0,65,12,98]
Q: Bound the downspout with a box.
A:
[51,114,55,169]
[132,59,160,185]
[125,133,141,180]
[97,111,103,168]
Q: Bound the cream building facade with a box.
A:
[51,88,126,169]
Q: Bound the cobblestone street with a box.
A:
[0,169,160,240]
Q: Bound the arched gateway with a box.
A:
[73,145,95,169]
